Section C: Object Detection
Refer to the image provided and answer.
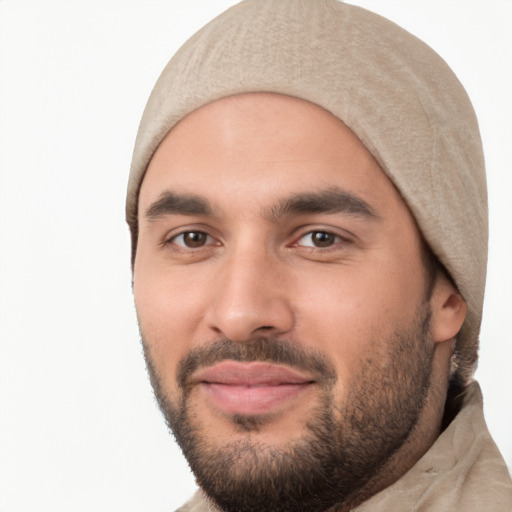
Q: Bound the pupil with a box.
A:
[313,232,334,247]
[185,232,206,247]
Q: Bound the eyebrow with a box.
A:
[144,187,378,222]
[265,187,378,221]
[145,191,212,220]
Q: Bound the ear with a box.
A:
[430,273,467,344]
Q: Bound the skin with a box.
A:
[133,93,466,509]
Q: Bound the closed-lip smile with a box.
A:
[191,361,316,416]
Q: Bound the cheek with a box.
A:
[133,263,209,388]
[293,261,423,380]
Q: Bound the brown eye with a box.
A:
[311,232,336,247]
[296,231,342,248]
[172,231,212,248]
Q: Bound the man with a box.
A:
[126,1,512,511]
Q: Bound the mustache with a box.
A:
[176,337,337,392]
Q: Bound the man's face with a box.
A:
[133,94,441,510]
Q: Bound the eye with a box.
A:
[296,230,344,248]
[169,231,216,248]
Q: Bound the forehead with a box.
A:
[139,93,408,219]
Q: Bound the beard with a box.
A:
[141,303,434,512]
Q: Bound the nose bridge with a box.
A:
[207,237,294,341]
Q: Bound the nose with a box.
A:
[205,247,294,342]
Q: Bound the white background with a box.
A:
[0,1,510,511]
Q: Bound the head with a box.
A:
[127,1,487,511]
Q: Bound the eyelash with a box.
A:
[165,231,218,249]
[293,230,350,250]
[164,228,351,252]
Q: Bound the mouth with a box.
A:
[192,361,316,416]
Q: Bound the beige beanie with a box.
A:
[127,0,488,383]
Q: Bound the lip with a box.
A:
[192,361,315,416]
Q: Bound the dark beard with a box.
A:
[141,305,434,512]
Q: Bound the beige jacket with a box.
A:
[177,382,512,512]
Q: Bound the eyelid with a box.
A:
[159,224,354,252]
[161,224,222,249]
[288,226,355,256]
[290,226,354,247]
[170,232,216,248]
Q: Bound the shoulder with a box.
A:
[175,490,211,512]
